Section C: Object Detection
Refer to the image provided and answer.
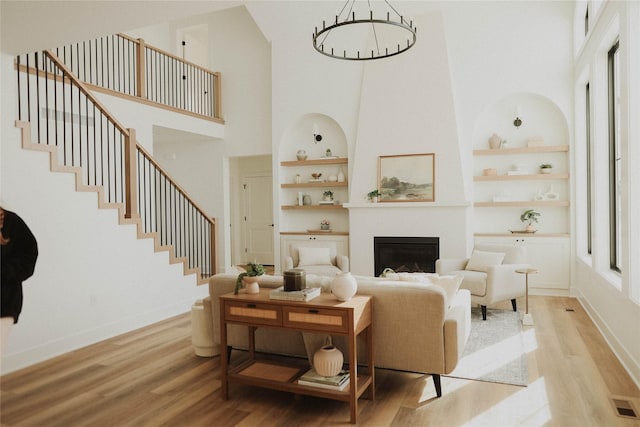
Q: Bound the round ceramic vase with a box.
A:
[313,339,343,377]
[331,272,357,301]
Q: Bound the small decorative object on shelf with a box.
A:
[331,272,357,301]
[520,209,541,233]
[311,172,322,181]
[313,336,344,377]
[325,148,333,157]
[235,262,266,294]
[295,174,301,184]
[540,163,553,174]
[323,190,334,201]
[367,189,381,203]
[337,168,345,182]
[320,219,330,230]
[488,133,503,149]
[483,168,497,176]
[296,149,307,161]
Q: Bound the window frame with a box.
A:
[607,39,622,273]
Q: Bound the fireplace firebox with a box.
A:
[373,237,440,277]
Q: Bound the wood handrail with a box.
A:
[43,50,130,136]
[142,42,221,77]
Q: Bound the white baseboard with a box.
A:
[573,288,640,389]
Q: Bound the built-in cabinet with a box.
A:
[475,235,570,292]
[280,234,349,272]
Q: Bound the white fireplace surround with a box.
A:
[346,202,471,277]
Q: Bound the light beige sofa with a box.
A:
[205,273,471,397]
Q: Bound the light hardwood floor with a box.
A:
[1,296,639,426]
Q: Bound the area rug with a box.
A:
[446,308,528,387]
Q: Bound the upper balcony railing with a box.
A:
[50,33,222,122]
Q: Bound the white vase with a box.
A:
[313,337,343,377]
[243,276,260,294]
[331,272,357,301]
[337,168,345,183]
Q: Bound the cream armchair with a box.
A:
[436,244,530,320]
[284,245,349,277]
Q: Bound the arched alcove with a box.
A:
[276,113,350,273]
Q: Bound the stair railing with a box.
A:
[16,50,216,281]
[49,33,222,122]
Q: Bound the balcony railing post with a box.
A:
[214,72,222,120]
[125,128,139,219]
[210,218,217,276]
[136,38,146,99]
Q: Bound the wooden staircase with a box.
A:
[15,47,217,285]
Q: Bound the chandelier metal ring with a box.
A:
[312,2,417,61]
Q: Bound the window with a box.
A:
[585,82,592,254]
[607,40,622,272]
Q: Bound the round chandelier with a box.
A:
[312,0,417,61]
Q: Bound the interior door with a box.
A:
[242,175,274,265]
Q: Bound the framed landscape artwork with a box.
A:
[378,153,435,202]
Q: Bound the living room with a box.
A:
[1,0,638,423]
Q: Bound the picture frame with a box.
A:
[378,153,435,202]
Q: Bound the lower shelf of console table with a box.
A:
[219,291,374,424]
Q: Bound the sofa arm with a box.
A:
[284,256,294,271]
[443,289,471,373]
[336,255,349,272]
[436,258,468,275]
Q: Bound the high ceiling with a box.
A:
[0,1,242,54]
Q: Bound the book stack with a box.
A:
[297,368,350,391]
[269,286,321,302]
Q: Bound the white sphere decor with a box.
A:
[331,272,357,301]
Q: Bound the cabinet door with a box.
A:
[475,236,570,292]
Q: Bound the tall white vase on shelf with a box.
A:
[337,168,345,183]
[331,272,357,301]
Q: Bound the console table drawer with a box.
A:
[225,301,282,327]
[283,306,348,334]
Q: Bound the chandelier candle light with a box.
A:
[313,0,417,61]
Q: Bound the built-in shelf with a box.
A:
[473,145,569,156]
[281,182,348,189]
[474,201,570,207]
[280,158,348,167]
[474,173,569,181]
[280,231,350,236]
[281,204,345,210]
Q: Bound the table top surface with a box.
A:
[515,268,539,274]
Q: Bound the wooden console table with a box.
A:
[219,290,374,424]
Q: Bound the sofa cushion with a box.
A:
[451,270,487,297]
[465,250,505,272]
[298,247,332,266]
[385,273,463,308]
[429,274,464,307]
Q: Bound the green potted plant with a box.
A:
[235,262,266,294]
[520,209,541,232]
[323,190,334,201]
[367,189,381,202]
[540,163,553,174]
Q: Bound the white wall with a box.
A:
[0,54,208,375]
[571,0,640,386]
